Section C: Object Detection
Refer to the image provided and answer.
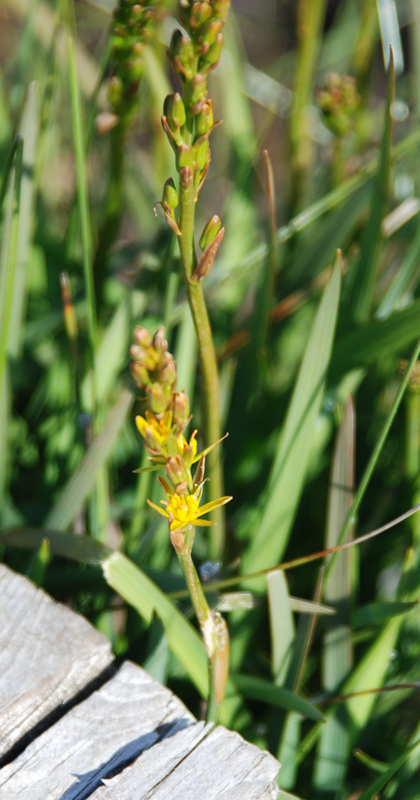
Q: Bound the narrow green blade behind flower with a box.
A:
[243,255,341,576]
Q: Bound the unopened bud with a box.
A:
[194,138,210,171]
[199,215,222,250]
[131,362,150,386]
[195,99,214,135]
[200,18,223,48]
[211,0,231,20]
[170,30,194,80]
[133,326,152,347]
[176,143,194,172]
[166,455,189,487]
[147,382,170,414]
[189,74,207,108]
[191,1,212,26]
[163,93,186,131]
[153,327,168,352]
[162,177,179,210]
[158,359,177,386]
[199,33,223,72]
[173,390,190,428]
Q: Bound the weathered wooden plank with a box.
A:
[0,564,113,757]
[93,723,281,800]
[0,660,196,799]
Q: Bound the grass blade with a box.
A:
[358,738,420,800]
[352,49,394,322]
[45,387,133,530]
[243,255,341,574]
[0,137,23,390]
[232,673,324,723]
[68,34,97,360]
[314,398,355,793]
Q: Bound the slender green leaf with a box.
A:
[352,49,394,322]
[0,137,23,390]
[243,257,341,574]
[45,387,133,530]
[233,673,324,723]
[358,738,420,800]
[314,398,355,793]
[68,35,97,358]
[354,601,419,628]
[330,299,420,380]
[9,82,40,357]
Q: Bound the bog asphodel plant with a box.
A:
[131,325,231,718]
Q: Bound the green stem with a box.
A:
[178,177,225,558]
[175,536,222,722]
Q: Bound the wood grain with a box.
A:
[0,564,113,757]
[0,661,195,799]
[93,723,280,799]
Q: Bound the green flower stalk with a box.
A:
[157,0,231,558]
[131,325,231,718]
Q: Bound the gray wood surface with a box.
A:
[0,564,113,757]
[0,566,280,798]
[0,660,195,799]
[93,721,280,799]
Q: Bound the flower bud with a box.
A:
[195,98,213,135]
[153,327,168,352]
[191,2,213,28]
[130,344,156,370]
[133,326,152,347]
[130,361,150,386]
[176,143,194,172]
[211,0,231,19]
[162,177,179,210]
[163,93,186,131]
[173,390,190,428]
[199,215,222,250]
[189,74,207,108]
[200,18,222,48]
[147,382,170,414]
[194,138,210,171]
[166,455,189,487]
[169,30,194,81]
[158,359,177,387]
[199,32,223,72]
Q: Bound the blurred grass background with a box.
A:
[3,0,420,796]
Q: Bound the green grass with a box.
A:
[3,0,420,796]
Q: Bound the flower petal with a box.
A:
[192,433,229,464]
[158,475,175,497]
[147,499,169,518]
[196,496,233,517]
[194,519,216,526]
